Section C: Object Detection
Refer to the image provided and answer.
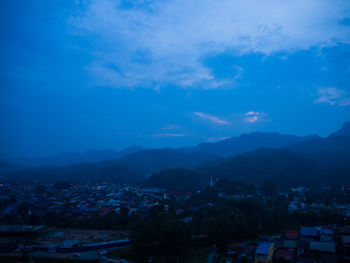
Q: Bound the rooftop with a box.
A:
[255,242,272,255]
[310,241,335,253]
[283,239,298,249]
[343,235,350,245]
[300,227,318,237]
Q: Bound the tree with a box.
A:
[131,206,191,262]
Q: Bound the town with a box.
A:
[0,180,349,262]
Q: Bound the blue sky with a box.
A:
[1,0,350,158]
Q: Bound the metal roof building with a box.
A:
[256,242,272,255]
[300,227,318,237]
[310,241,336,253]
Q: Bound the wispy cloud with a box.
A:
[70,0,350,89]
[245,111,260,116]
[151,133,186,137]
[208,136,231,142]
[244,111,265,123]
[314,87,350,106]
[160,124,182,131]
[245,116,259,123]
[193,112,229,125]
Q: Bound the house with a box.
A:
[254,242,274,263]
[310,241,336,253]
[343,235,350,247]
[283,240,298,250]
[300,227,318,241]
[308,241,337,263]
[340,226,350,236]
[343,235,350,258]
[319,229,334,243]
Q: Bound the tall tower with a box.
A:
[209,176,214,187]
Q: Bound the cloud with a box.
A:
[244,111,265,123]
[69,0,350,89]
[245,111,260,116]
[314,87,350,106]
[193,112,229,125]
[152,124,187,137]
[208,136,231,142]
[160,124,182,131]
[151,133,186,137]
[245,116,259,123]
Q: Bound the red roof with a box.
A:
[285,229,299,239]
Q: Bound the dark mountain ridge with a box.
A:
[1,122,349,186]
[147,123,350,188]
[3,130,322,168]
[329,122,350,137]
[181,132,319,157]
[3,146,144,167]
[4,149,218,183]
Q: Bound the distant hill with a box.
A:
[0,161,25,179]
[181,132,318,157]
[7,162,143,184]
[2,122,350,186]
[4,149,218,183]
[114,148,218,176]
[328,122,350,137]
[2,131,321,167]
[287,135,350,167]
[148,138,350,189]
[195,148,319,186]
[4,146,144,167]
[285,125,350,182]
[146,168,199,191]
[144,148,322,189]
[145,124,350,188]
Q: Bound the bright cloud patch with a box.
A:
[193,112,228,125]
[314,87,350,106]
[245,111,264,123]
[245,111,260,116]
[70,0,350,89]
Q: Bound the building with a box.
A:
[283,240,298,250]
[343,235,350,259]
[254,242,274,263]
[300,227,318,241]
[310,241,336,253]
